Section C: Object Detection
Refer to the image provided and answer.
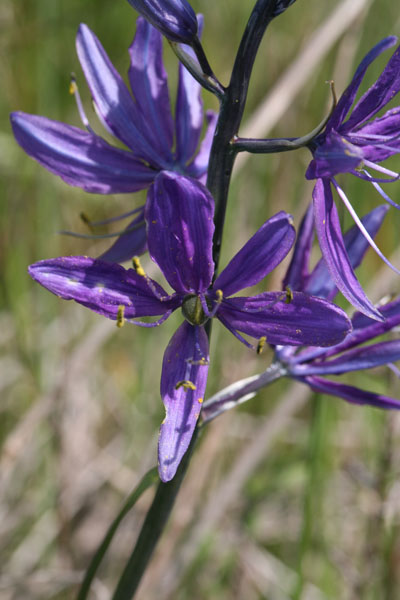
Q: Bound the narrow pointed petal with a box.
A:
[306,204,388,300]
[344,42,400,130]
[306,297,400,363]
[352,107,400,162]
[282,203,314,291]
[28,257,179,319]
[146,172,214,293]
[175,30,203,165]
[10,112,156,194]
[76,24,166,167]
[313,179,383,320]
[305,376,400,410]
[186,110,218,179]
[292,340,400,376]
[128,18,174,162]
[159,322,208,482]
[327,37,397,131]
[218,292,351,347]
[214,212,295,297]
[126,0,198,43]
[99,212,147,263]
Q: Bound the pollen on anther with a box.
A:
[257,336,267,354]
[116,305,125,328]
[132,256,146,277]
[175,380,196,391]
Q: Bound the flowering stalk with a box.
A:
[109,0,299,594]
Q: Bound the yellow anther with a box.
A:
[285,286,293,303]
[116,305,125,328]
[132,256,146,277]
[198,397,203,404]
[175,380,197,391]
[257,336,267,355]
[215,289,223,302]
[69,80,77,95]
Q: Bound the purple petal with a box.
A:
[186,110,218,179]
[10,112,156,194]
[327,37,397,131]
[126,0,198,43]
[313,179,383,321]
[76,24,167,167]
[99,212,147,263]
[282,203,314,291]
[305,131,363,179]
[351,107,400,163]
[353,296,400,331]
[214,212,295,297]
[159,322,208,482]
[306,204,389,300]
[304,376,400,410]
[292,339,400,376]
[217,292,351,347]
[28,256,179,320]
[146,172,214,294]
[344,42,400,131]
[128,18,174,163]
[175,39,203,165]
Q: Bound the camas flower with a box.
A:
[277,203,400,410]
[28,172,351,481]
[126,0,198,43]
[10,17,216,263]
[306,37,400,321]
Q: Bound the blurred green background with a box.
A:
[2,0,400,598]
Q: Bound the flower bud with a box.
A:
[126,0,198,43]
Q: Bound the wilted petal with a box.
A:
[126,0,198,43]
[313,179,383,320]
[146,172,214,293]
[344,42,400,131]
[99,211,147,263]
[76,24,166,167]
[186,110,218,179]
[28,256,178,319]
[214,212,295,297]
[283,203,314,291]
[306,204,388,300]
[327,37,397,131]
[305,132,363,179]
[128,18,174,163]
[10,112,156,194]
[292,339,400,376]
[305,376,400,410]
[159,322,208,482]
[218,292,351,347]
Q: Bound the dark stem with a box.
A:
[111,429,199,600]
[207,0,278,274]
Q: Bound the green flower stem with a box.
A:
[111,429,199,600]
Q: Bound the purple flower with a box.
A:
[28,172,351,481]
[126,0,198,43]
[10,18,216,263]
[306,37,400,321]
[278,202,400,410]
